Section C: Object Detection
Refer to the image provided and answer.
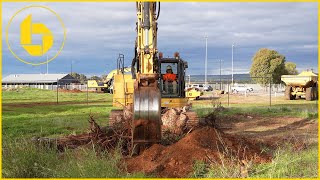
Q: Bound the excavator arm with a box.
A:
[131,2,161,151]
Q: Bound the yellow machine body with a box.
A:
[281,70,318,101]
[281,70,318,87]
[112,74,134,107]
[185,88,203,100]
[161,97,188,108]
[106,67,131,82]
[87,80,108,88]
[112,73,189,108]
[87,67,131,93]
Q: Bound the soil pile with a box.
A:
[3,88,19,92]
[58,88,82,93]
[161,106,191,134]
[126,126,271,177]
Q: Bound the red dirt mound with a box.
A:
[58,88,82,93]
[125,126,271,177]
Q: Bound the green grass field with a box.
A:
[2,88,318,178]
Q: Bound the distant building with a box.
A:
[2,74,80,90]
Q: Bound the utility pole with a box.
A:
[232,43,234,85]
[218,59,223,90]
[188,75,191,85]
[205,34,208,85]
[71,60,73,74]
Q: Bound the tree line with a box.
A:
[250,48,299,86]
[70,73,108,84]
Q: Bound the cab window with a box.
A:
[160,62,179,96]
[161,63,178,74]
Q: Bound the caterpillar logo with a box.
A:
[21,15,54,56]
[6,5,66,65]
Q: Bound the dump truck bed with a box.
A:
[281,71,318,87]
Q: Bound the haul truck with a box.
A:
[281,70,318,101]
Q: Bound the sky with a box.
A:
[2,2,318,77]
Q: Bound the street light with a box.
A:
[205,34,208,85]
[46,54,49,74]
[212,59,224,90]
[217,59,223,90]
[71,60,75,74]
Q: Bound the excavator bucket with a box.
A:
[132,86,161,152]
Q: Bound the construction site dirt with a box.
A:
[129,111,317,177]
[125,126,271,177]
[30,104,317,178]
[58,88,83,93]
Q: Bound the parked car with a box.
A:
[231,84,253,93]
[203,84,213,91]
[186,84,204,91]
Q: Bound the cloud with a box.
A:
[2,2,318,76]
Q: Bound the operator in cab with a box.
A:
[163,65,177,94]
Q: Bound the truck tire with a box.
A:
[305,87,312,101]
[313,83,318,100]
[285,86,294,100]
[312,87,316,100]
[311,86,317,100]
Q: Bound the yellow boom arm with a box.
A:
[132,2,161,151]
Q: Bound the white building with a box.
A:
[2,74,80,90]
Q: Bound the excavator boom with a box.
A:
[131,2,161,151]
[109,2,200,154]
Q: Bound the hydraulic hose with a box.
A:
[131,46,137,79]
[156,2,160,20]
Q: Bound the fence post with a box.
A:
[86,83,88,105]
[269,77,271,107]
[57,78,59,104]
[227,80,230,107]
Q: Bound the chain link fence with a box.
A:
[2,79,112,104]
[188,75,318,107]
[3,76,318,107]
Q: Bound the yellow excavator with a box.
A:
[87,55,131,93]
[109,2,199,153]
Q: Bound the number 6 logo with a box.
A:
[6,5,66,65]
[21,14,54,56]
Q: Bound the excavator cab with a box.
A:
[159,54,189,108]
